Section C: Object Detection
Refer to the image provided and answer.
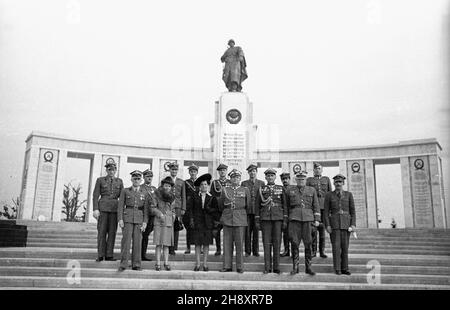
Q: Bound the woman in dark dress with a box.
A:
[187,173,220,271]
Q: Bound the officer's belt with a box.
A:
[291,205,309,209]
[223,204,245,210]
[332,210,348,215]
[125,206,144,211]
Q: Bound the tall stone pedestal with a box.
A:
[210,92,257,173]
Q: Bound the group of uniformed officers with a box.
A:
[93,161,356,275]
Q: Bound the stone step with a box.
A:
[23,237,450,252]
[1,266,449,286]
[1,258,449,276]
[1,248,449,266]
[16,221,449,234]
[2,275,449,290]
[24,234,450,245]
[22,242,450,255]
[24,232,450,243]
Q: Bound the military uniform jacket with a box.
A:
[241,179,265,215]
[117,186,151,224]
[172,177,186,216]
[142,183,157,218]
[92,176,124,212]
[151,195,176,228]
[184,179,198,209]
[210,178,232,198]
[323,190,356,230]
[255,184,287,221]
[306,176,332,209]
[219,185,249,227]
[285,185,321,222]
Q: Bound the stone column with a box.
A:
[346,160,368,228]
[428,154,446,228]
[20,146,41,220]
[87,153,103,223]
[364,159,378,228]
[400,157,414,228]
[208,160,214,176]
[339,160,348,191]
[152,157,161,186]
[118,155,128,180]
[52,149,67,222]
[305,162,314,176]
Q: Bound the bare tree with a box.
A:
[62,183,87,222]
[0,197,19,219]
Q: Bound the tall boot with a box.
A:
[319,236,327,258]
[305,246,315,276]
[311,226,317,257]
[290,244,299,275]
[281,232,290,257]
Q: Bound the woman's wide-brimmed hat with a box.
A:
[194,173,212,187]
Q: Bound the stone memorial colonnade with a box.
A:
[19,131,446,229]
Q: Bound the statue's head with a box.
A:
[228,39,235,47]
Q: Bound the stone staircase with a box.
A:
[0,220,449,289]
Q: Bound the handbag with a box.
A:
[174,216,184,232]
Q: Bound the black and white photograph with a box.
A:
[0,0,449,294]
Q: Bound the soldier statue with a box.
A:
[221,39,248,92]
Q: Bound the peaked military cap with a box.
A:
[264,168,277,175]
[228,169,242,178]
[161,176,175,187]
[168,162,179,169]
[104,162,117,169]
[142,169,153,177]
[130,170,142,178]
[280,172,291,179]
[188,163,199,171]
[194,173,212,187]
[216,163,228,171]
[295,170,308,178]
[332,174,346,181]
[246,164,258,172]
[313,162,322,169]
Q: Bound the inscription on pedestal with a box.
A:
[410,156,433,227]
[33,149,59,221]
[347,160,368,227]
[220,127,246,172]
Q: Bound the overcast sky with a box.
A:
[0,0,449,224]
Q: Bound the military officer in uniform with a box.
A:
[241,164,264,257]
[167,162,186,256]
[324,174,356,275]
[285,171,321,276]
[306,162,332,258]
[141,169,157,261]
[117,171,152,271]
[255,168,288,274]
[210,163,232,256]
[219,169,249,273]
[280,172,292,257]
[92,162,124,262]
[184,163,199,254]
